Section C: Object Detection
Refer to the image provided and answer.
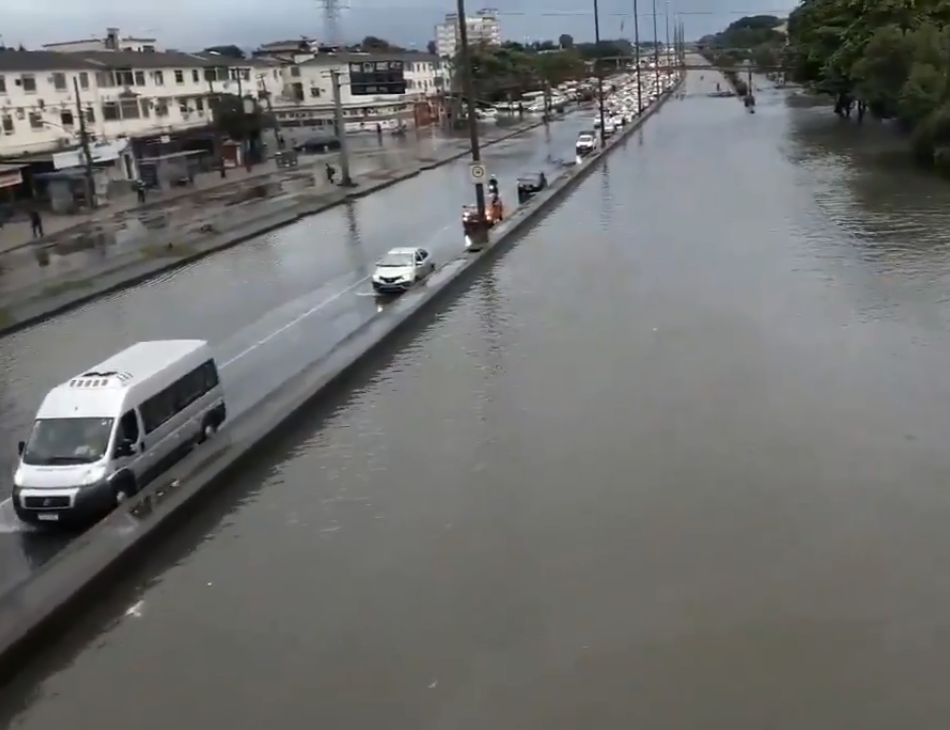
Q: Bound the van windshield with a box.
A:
[21,417,115,466]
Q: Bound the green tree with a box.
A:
[453,43,586,101]
[559,34,574,49]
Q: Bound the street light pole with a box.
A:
[633,0,643,114]
[329,69,355,186]
[73,76,97,210]
[455,0,486,222]
[665,1,672,71]
[593,0,607,146]
[651,0,660,97]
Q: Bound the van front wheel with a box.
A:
[113,474,138,506]
[196,417,218,444]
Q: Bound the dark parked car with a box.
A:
[517,171,548,204]
[294,135,341,154]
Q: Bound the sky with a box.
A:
[4,0,798,52]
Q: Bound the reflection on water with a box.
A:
[10,73,950,730]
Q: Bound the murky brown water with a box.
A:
[8,71,950,729]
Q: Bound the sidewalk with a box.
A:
[0,127,467,254]
[0,119,545,310]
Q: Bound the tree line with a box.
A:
[785,0,950,173]
[697,15,789,96]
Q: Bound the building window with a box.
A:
[174,69,184,84]
[1,115,13,134]
[102,101,120,120]
[51,73,66,91]
[60,110,74,126]
[152,70,164,85]
[192,69,200,83]
[290,66,301,77]
[140,99,151,117]
[78,72,89,89]
[20,75,36,93]
[195,97,204,112]
[28,112,43,129]
[155,100,169,117]
[84,107,95,123]
[116,69,134,87]
[0,76,5,93]
[134,70,146,86]
[119,98,140,119]
[310,86,321,97]
[96,71,115,87]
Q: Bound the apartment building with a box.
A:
[434,9,502,59]
[0,47,281,160]
[265,51,450,133]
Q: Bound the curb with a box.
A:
[0,119,547,338]
[0,84,679,684]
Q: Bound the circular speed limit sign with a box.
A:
[469,162,487,184]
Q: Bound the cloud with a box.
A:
[5,0,797,51]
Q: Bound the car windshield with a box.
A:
[21,417,115,466]
[378,253,415,267]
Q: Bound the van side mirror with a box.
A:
[114,440,135,458]
[17,441,24,456]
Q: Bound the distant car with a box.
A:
[372,247,435,294]
[576,131,597,157]
[517,171,549,203]
[294,135,340,154]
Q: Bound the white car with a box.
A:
[576,132,597,157]
[372,247,435,294]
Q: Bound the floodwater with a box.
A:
[8,71,950,729]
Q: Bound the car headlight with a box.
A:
[81,465,107,486]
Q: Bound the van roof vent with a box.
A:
[69,370,134,388]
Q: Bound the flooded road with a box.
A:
[0,117,585,589]
[9,71,950,728]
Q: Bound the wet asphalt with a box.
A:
[11,70,950,728]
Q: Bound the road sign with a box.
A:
[469,162,487,184]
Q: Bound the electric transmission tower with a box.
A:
[318,0,349,47]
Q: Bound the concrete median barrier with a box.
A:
[0,79,681,686]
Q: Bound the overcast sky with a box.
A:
[5,0,797,51]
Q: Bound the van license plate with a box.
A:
[36,513,59,521]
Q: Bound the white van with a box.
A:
[13,340,227,526]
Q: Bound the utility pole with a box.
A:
[329,69,354,187]
[664,1,672,72]
[258,74,284,150]
[73,76,97,210]
[633,0,643,114]
[651,0,660,97]
[455,0,486,225]
[542,76,552,125]
[593,0,607,146]
[207,76,226,178]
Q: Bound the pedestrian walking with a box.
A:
[325,162,336,185]
[135,180,146,204]
[29,209,43,238]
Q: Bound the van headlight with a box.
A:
[81,465,107,486]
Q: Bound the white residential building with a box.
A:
[267,52,450,133]
[435,9,502,59]
[0,47,283,159]
[42,27,158,54]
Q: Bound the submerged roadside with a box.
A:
[0,118,549,337]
